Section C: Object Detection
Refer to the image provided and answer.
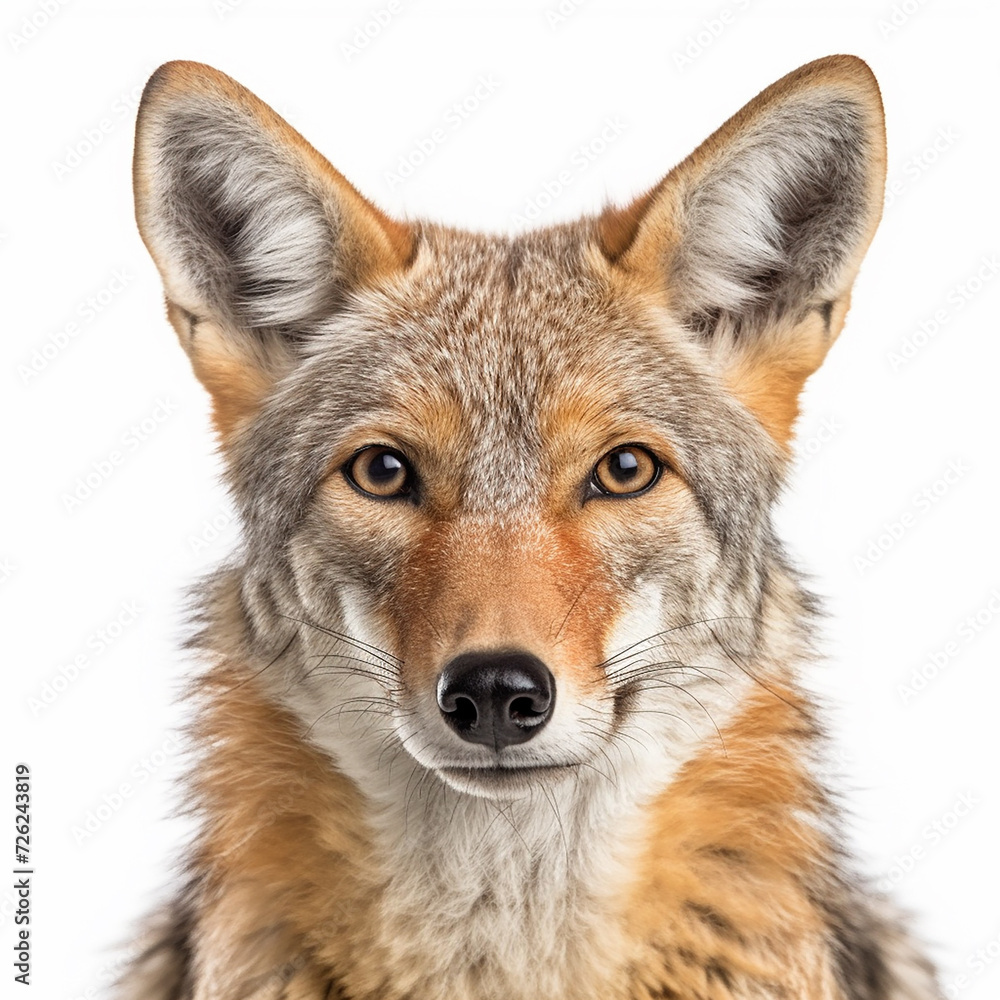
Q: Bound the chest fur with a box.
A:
[187,672,837,1000]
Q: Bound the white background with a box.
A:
[3,1,998,997]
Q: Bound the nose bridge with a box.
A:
[439,516,556,647]
[393,511,617,688]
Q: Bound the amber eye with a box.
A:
[592,446,661,496]
[345,446,413,499]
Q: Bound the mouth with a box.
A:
[436,762,578,798]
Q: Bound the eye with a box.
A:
[345,446,413,499]
[592,446,661,496]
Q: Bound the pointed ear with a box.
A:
[597,55,886,449]
[133,61,414,441]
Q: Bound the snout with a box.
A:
[436,650,555,751]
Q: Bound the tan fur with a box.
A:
[723,302,851,449]
[183,664,381,991]
[123,53,939,1000]
[389,518,620,691]
[162,303,279,443]
[622,687,838,997]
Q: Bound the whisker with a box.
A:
[220,634,297,694]
[304,695,395,738]
[403,764,435,834]
[550,579,594,646]
[708,625,810,719]
[571,755,615,786]
[301,662,400,692]
[303,649,398,676]
[621,706,709,744]
[331,696,395,715]
[377,732,404,773]
[541,784,570,868]
[279,613,401,668]
[575,723,623,777]
[585,721,646,763]
[596,616,754,672]
[605,657,728,686]
[605,659,729,752]
[487,800,531,855]
[603,664,734,703]
[603,643,742,684]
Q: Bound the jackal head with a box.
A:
[134,57,885,805]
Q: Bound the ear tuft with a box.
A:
[135,61,413,334]
[134,62,414,439]
[603,55,885,335]
[671,92,875,333]
[598,56,886,447]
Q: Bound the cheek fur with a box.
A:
[579,475,717,598]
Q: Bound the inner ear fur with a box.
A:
[133,60,414,442]
[597,55,887,448]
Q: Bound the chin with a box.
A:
[435,763,580,800]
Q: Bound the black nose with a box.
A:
[436,651,555,750]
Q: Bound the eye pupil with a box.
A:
[593,445,660,497]
[368,451,402,483]
[610,450,639,482]
[347,446,412,499]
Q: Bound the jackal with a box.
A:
[122,55,941,1000]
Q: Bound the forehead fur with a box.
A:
[227,222,782,578]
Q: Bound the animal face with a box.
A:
[272,235,779,800]
[134,56,885,805]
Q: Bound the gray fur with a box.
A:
[120,59,942,1000]
[672,95,871,336]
